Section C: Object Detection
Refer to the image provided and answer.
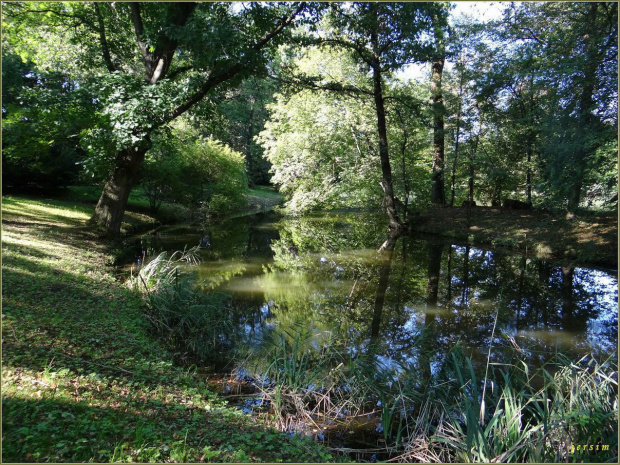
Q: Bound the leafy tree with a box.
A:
[526,1,618,210]
[314,2,447,231]
[3,1,311,234]
[207,77,279,187]
[465,1,618,210]
[430,4,451,205]
[258,84,382,212]
[259,46,431,215]
[1,51,95,191]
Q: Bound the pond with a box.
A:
[131,211,618,455]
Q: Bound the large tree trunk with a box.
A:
[246,96,256,187]
[430,18,446,205]
[526,144,533,205]
[92,143,150,234]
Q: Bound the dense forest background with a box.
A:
[2,2,617,232]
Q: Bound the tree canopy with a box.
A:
[2,1,617,232]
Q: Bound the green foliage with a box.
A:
[259,86,382,213]
[259,46,433,214]
[430,353,618,463]
[130,247,239,363]
[458,1,618,209]
[1,53,95,192]
[206,77,279,186]
[140,122,248,216]
[181,137,249,216]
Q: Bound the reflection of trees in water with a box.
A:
[266,217,614,372]
[153,213,616,374]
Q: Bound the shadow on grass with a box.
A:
[3,394,313,463]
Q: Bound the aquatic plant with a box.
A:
[399,352,618,463]
[130,247,237,363]
[242,323,617,463]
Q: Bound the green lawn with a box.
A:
[1,195,332,463]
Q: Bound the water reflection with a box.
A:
[139,212,618,374]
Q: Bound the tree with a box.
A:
[3,2,310,234]
[471,1,618,210]
[259,46,431,216]
[430,5,450,205]
[207,77,279,187]
[320,2,447,232]
[258,77,383,212]
[1,51,95,192]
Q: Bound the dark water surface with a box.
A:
[131,211,617,453]
[135,211,617,369]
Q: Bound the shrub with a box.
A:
[140,125,248,216]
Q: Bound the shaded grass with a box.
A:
[1,195,333,463]
[412,206,618,267]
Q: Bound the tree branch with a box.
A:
[130,2,149,61]
[252,3,306,50]
[5,4,94,29]
[317,37,376,69]
[167,65,194,81]
[268,73,373,98]
[94,3,116,73]
[167,3,306,122]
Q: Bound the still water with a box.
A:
[135,211,618,374]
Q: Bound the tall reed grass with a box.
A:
[403,352,618,463]
[244,326,617,463]
[130,247,235,363]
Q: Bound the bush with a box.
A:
[141,125,248,216]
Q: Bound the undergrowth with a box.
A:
[240,325,618,463]
[129,248,239,364]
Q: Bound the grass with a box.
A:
[129,248,239,365]
[244,186,284,216]
[2,195,333,463]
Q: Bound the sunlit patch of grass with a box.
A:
[2,230,75,255]
[2,195,333,463]
[3,196,92,222]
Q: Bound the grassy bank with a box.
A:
[412,206,618,268]
[56,184,284,233]
[1,195,332,463]
[244,186,284,216]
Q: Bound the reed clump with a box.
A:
[245,327,617,463]
[399,352,618,463]
[130,247,235,363]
